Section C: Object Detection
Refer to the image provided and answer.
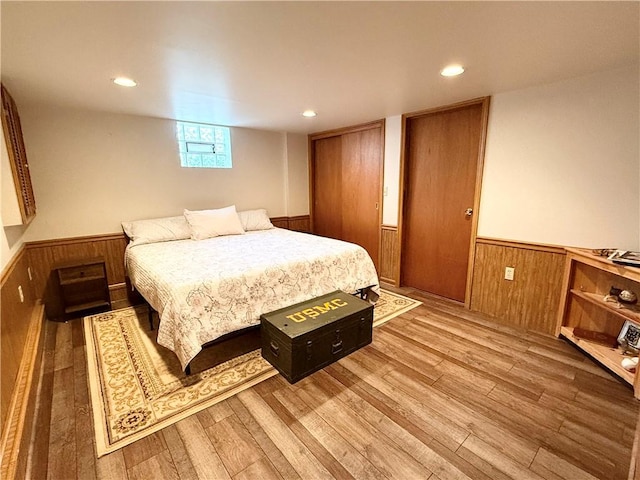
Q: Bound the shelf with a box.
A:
[566,248,640,283]
[560,326,634,385]
[59,274,106,286]
[570,289,640,324]
[64,300,111,314]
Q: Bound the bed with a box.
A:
[123,209,380,370]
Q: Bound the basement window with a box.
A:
[176,121,232,168]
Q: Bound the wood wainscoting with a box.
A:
[0,245,44,480]
[380,225,399,285]
[1,246,37,431]
[365,230,566,335]
[470,237,566,335]
[287,215,311,233]
[271,215,310,233]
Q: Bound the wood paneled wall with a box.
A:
[1,303,44,480]
[470,238,566,335]
[271,215,310,233]
[372,229,567,335]
[1,244,44,480]
[1,246,37,433]
[287,215,311,233]
[380,226,399,285]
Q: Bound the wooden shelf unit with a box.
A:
[556,248,640,398]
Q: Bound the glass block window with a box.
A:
[176,121,232,168]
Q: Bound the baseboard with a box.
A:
[0,302,45,480]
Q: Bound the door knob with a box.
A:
[465,208,473,217]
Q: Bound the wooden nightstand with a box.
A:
[55,256,111,319]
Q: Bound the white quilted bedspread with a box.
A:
[125,228,379,369]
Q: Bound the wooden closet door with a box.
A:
[311,121,383,272]
[312,136,342,240]
[401,102,485,302]
[341,129,381,269]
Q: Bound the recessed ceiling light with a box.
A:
[112,77,137,87]
[302,110,317,118]
[440,65,465,77]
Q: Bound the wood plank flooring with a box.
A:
[27,288,638,479]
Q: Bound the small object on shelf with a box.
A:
[617,319,640,353]
[619,338,639,355]
[572,327,618,347]
[618,290,638,305]
[604,286,623,303]
[592,248,617,257]
[621,357,639,372]
[608,250,640,268]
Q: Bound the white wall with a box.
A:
[478,66,639,249]
[381,66,640,249]
[382,115,402,226]
[1,131,22,226]
[17,107,308,242]
[0,224,27,268]
[284,133,310,217]
[4,65,637,268]
[1,127,28,270]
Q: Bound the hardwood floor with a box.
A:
[28,288,638,479]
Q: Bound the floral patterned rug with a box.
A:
[84,289,420,456]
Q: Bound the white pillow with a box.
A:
[184,205,245,240]
[238,209,274,231]
[122,216,191,247]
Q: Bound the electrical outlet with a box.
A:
[28,267,33,281]
[504,267,515,281]
[18,285,24,303]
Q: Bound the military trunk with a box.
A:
[260,290,373,383]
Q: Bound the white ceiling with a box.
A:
[1,1,638,134]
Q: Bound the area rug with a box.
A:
[84,289,421,456]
